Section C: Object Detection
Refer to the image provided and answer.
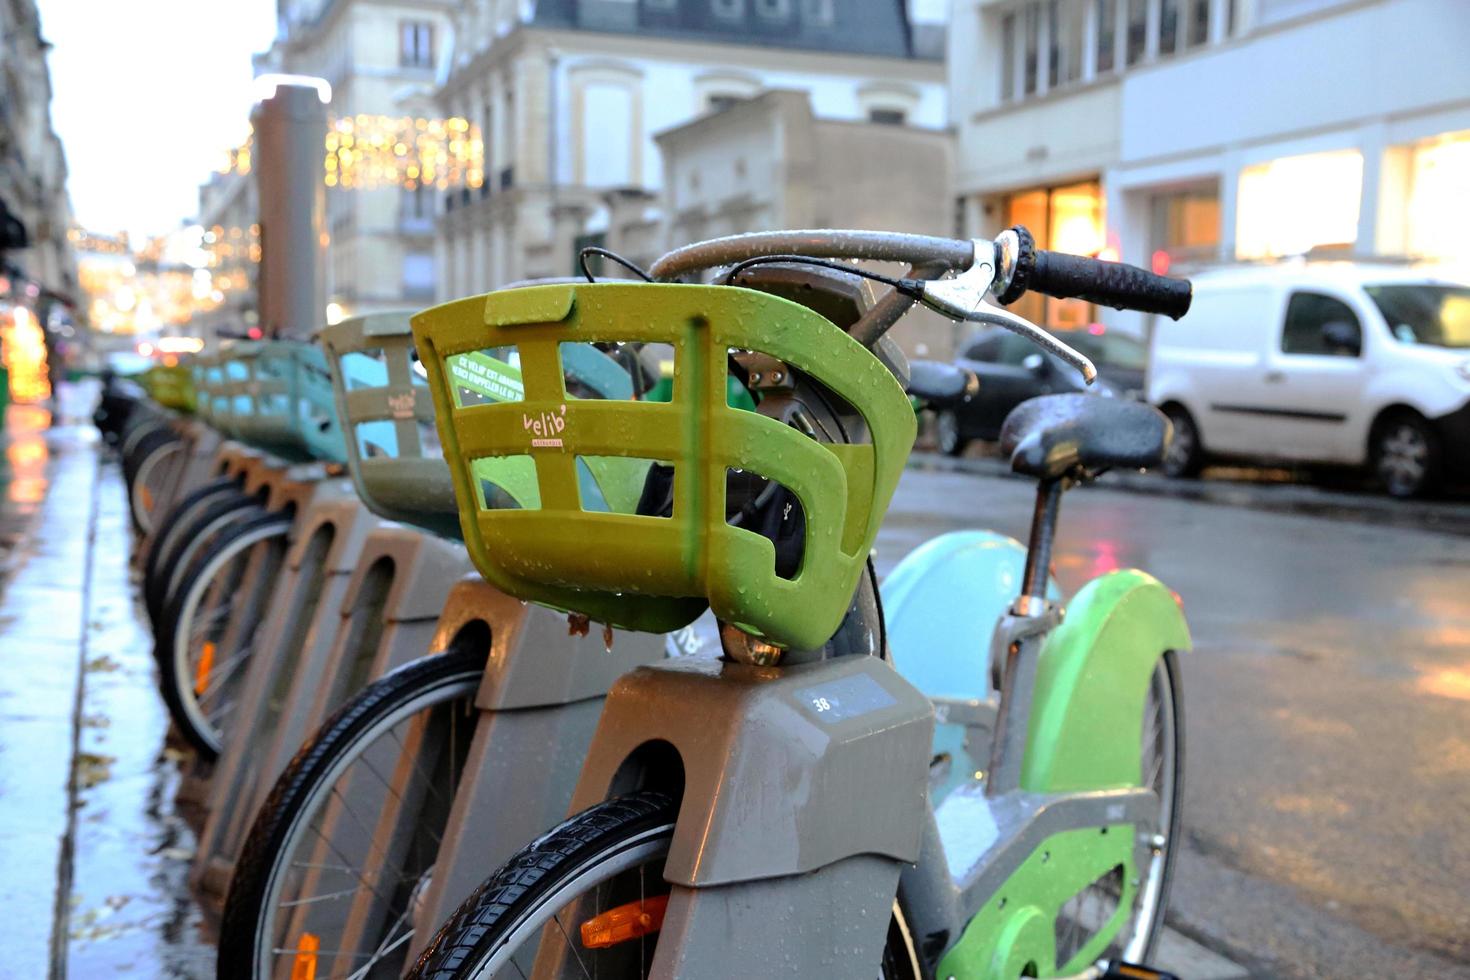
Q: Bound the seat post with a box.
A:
[1018,477,1062,611]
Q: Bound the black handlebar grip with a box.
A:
[1029,249,1193,320]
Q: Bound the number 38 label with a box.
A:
[795,674,897,725]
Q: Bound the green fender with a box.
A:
[1022,568,1190,793]
[937,569,1190,979]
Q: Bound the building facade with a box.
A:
[0,0,78,314]
[435,0,946,299]
[257,0,456,320]
[656,88,958,355]
[949,0,1470,333]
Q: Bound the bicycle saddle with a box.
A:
[907,360,978,409]
[1000,392,1172,480]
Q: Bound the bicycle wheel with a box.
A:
[144,486,256,628]
[1053,650,1183,968]
[131,436,188,536]
[156,510,293,757]
[409,791,919,980]
[124,428,180,533]
[219,642,489,980]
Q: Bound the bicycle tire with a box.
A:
[145,489,257,628]
[124,428,180,533]
[219,643,491,980]
[142,475,244,591]
[156,510,293,757]
[409,791,919,979]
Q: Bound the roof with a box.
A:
[528,0,931,59]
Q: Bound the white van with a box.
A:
[1147,262,1470,497]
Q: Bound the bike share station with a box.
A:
[106,80,1204,980]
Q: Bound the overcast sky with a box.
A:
[38,0,277,241]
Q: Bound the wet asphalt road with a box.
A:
[876,461,1470,979]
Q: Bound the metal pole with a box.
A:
[251,81,327,339]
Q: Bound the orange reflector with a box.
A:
[141,486,154,512]
[580,894,669,949]
[290,932,319,980]
[195,641,216,695]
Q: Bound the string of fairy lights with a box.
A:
[217,115,485,191]
[60,115,484,344]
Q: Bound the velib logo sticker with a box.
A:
[388,390,416,419]
[525,404,568,448]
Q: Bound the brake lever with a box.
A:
[917,242,1099,384]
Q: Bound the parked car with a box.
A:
[932,326,1147,455]
[1148,262,1470,497]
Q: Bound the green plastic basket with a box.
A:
[141,362,197,412]
[412,282,916,650]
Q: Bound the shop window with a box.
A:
[1002,180,1104,328]
[1282,293,1361,357]
[1150,185,1221,267]
[1404,132,1470,263]
[1237,150,1362,259]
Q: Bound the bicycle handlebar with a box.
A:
[999,227,1192,320]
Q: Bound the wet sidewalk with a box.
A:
[0,388,213,979]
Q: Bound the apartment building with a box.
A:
[949,0,1470,333]
[256,0,456,319]
[434,0,947,298]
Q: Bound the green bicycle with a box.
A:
[403,225,1192,979]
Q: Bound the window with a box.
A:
[1186,0,1209,46]
[1023,3,1040,95]
[1281,293,1362,357]
[403,253,435,297]
[712,0,744,18]
[755,0,790,18]
[1158,0,1179,56]
[1366,285,1470,349]
[400,21,434,68]
[961,335,1001,361]
[868,107,906,125]
[997,332,1042,365]
[1000,12,1017,101]
[1125,0,1147,65]
[802,0,834,24]
[1048,0,1085,88]
[1095,0,1116,72]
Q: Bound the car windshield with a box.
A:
[1055,330,1148,370]
[1366,284,1470,350]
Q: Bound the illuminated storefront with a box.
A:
[1000,179,1105,328]
[1235,149,1364,260]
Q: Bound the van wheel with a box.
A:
[1373,412,1440,498]
[935,409,969,457]
[1161,405,1203,478]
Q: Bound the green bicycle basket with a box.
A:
[412,282,916,651]
[141,362,197,412]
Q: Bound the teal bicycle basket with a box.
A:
[412,282,916,651]
[205,341,347,463]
